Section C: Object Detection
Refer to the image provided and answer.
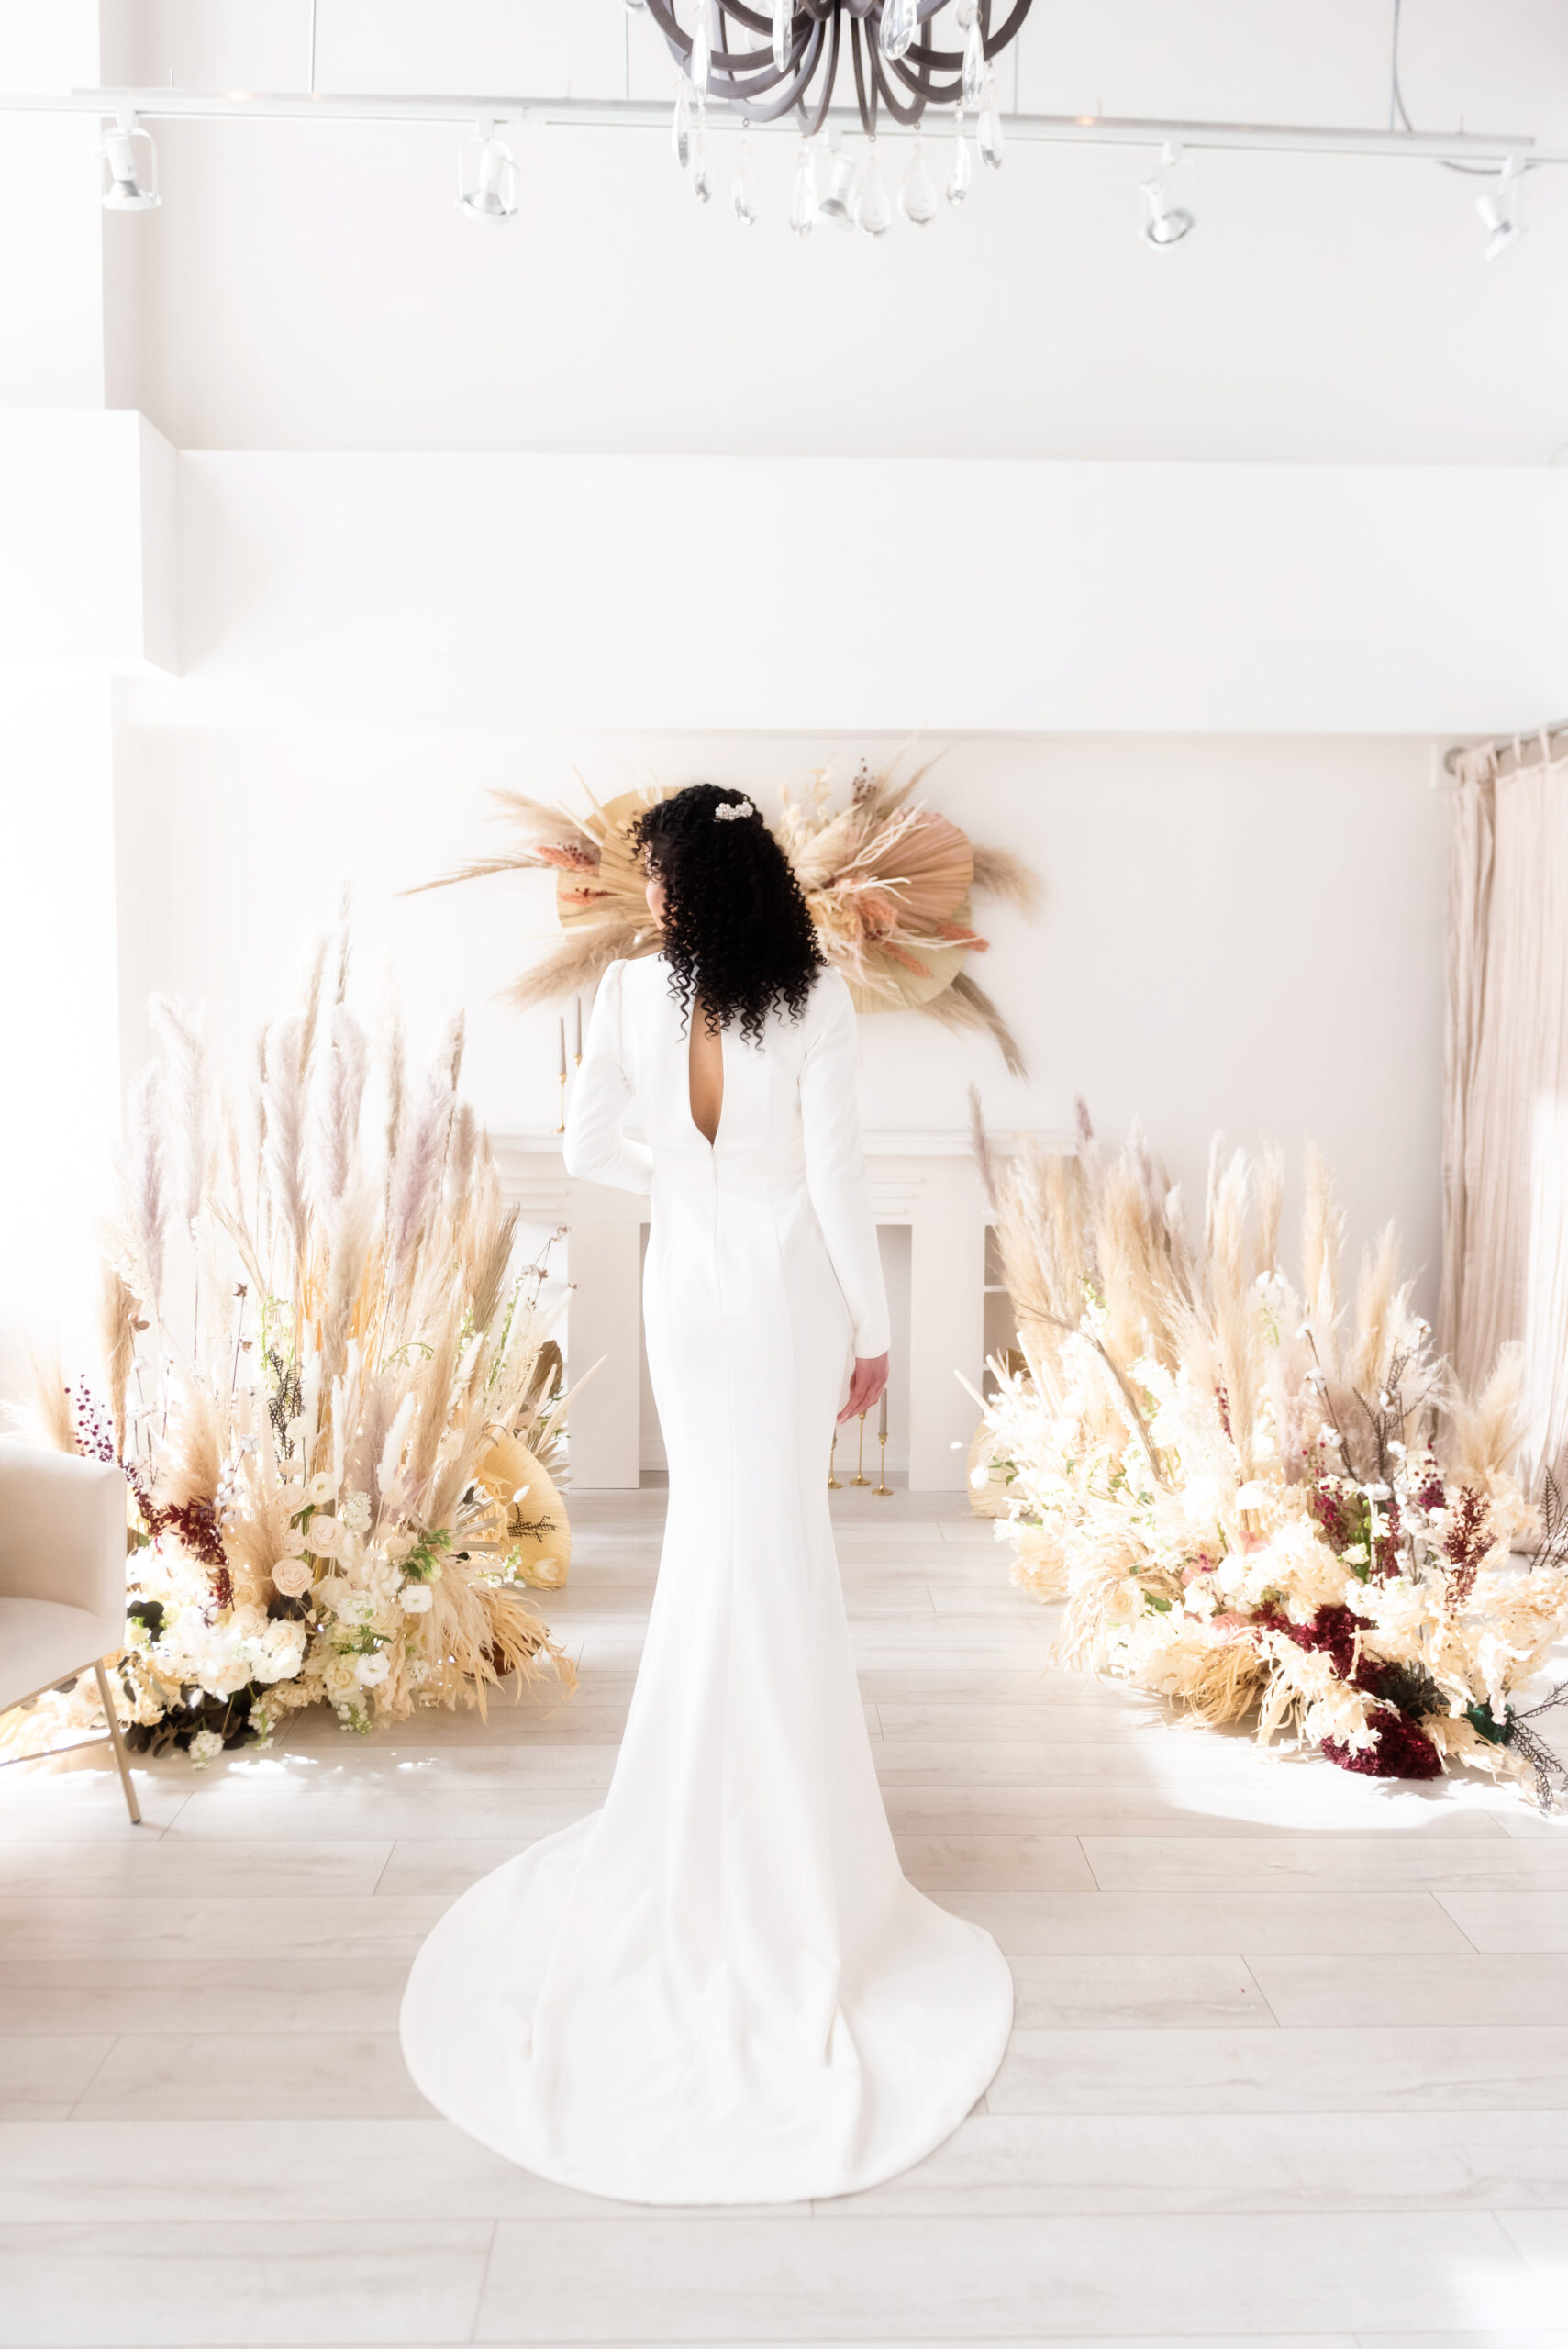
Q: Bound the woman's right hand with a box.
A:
[839,1353,889,1424]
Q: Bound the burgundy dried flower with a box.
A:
[1443,1487,1490,1612]
[1324,1705,1442,1781]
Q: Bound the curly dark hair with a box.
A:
[628,784,825,1046]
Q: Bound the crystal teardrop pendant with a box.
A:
[978,72,1004,170]
[690,114,713,203]
[899,134,939,226]
[672,76,692,170]
[789,136,817,235]
[817,147,859,229]
[947,110,973,205]
[857,139,893,236]
[961,17,984,106]
[879,0,918,63]
[732,125,758,226]
[691,6,712,100]
[772,0,794,73]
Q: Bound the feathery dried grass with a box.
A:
[124,1063,170,1312]
[98,1263,139,1459]
[147,996,209,1230]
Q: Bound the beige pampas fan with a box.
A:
[471,1427,573,1589]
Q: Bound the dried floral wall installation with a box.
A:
[408,757,1040,1074]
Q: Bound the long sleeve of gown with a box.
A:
[562,961,653,1196]
[800,971,890,1359]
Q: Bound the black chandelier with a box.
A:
[642,1,1035,228]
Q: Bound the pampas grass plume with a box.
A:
[125,1061,170,1311]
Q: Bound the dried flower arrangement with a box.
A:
[971,1099,1568,1806]
[407,756,1040,1074]
[6,929,577,1766]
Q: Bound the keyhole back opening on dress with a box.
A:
[688,998,724,1147]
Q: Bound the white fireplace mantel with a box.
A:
[492,1128,1070,1492]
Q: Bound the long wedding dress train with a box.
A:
[399,954,1013,2204]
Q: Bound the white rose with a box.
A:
[306,1471,338,1508]
[272,1556,313,1598]
[355,1650,392,1688]
[273,1523,306,1560]
[400,1583,433,1615]
[1102,1579,1144,1626]
[258,1624,307,1683]
[307,1513,344,1558]
[188,1728,225,1767]
[321,1653,357,1698]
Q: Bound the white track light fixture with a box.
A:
[101,109,159,211]
[1476,156,1525,259]
[457,123,517,223]
[1140,140,1195,247]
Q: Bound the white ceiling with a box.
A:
[86,0,1568,460]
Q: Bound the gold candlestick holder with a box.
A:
[828,1427,842,1490]
[555,1071,566,1135]
[873,1429,891,1497]
[851,1410,870,1486]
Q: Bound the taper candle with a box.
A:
[557,1016,566,1081]
[573,996,583,1063]
[879,1384,888,1440]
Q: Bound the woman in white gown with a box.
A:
[400,783,1013,2204]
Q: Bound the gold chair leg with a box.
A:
[93,1660,141,1826]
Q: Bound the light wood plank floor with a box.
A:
[3,1486,1568,2347]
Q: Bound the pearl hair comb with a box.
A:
[714,797,757,822]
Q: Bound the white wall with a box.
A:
[118,452,1568,737]
[0,668,120,1389]
[114,726,1448,1317]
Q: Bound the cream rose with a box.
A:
[272,1556,313,1598]
[321,1653,357,1698]
[306,1513,345,1558]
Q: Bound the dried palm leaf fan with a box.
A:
[408,756,1040,1074]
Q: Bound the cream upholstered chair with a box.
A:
[0,1438,141,1823]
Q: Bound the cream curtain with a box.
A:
[1440,740,1568,1494]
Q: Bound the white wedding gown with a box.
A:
[399,953,1013,2204]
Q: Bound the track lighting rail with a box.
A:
[0,87,1551,166]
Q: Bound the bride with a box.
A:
[400,782,1013,2205]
